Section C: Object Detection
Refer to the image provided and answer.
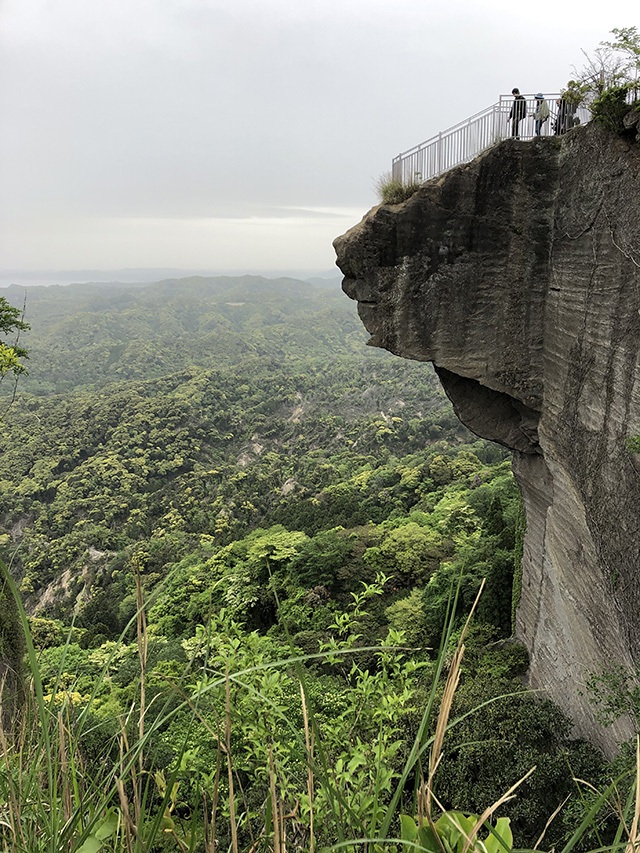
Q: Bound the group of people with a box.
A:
[508,88,578,139]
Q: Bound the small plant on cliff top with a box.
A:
[590,83,637,132]
[375,170,422,205]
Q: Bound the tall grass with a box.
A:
[2,555,640,853]
[374,172,422,205]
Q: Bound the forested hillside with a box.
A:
[2,276,476,611]
[0,278,618,851]
[1,276,369,395]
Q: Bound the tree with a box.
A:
[289,528,352,589]
[0,297,29,725]
[0,570,25,726]
[602,27,640,98]
[570,27,640,102]
[0,295,30,397]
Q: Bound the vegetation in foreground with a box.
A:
[0,276,637,850]
[2,554,638,853]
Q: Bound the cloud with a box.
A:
[0,208,361,269]
[1,0,638,269]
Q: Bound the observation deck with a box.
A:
[391,94,591,184]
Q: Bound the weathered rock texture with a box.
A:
[334,123,640,753]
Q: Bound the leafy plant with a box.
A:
[573,27,640,97]
[602,27,640,99]
[399,811,513,853]
[0,295,29,383]
[5,275,640,852]
[586,661,640,730]
[626,433,640,454]
[568,27,640,133]
[590,84,636,132]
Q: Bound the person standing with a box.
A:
[532,93,550,136]
[508,88,527,139]
[555,97,568,135]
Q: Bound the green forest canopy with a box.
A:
[0,277,619,849]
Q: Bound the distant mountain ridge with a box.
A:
[2,275,364,396]
[0,269,343,289]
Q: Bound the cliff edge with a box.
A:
[334,123,640,752]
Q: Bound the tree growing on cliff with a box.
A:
[571,27,639,96]
[603,27,640,97]
[564,28,640,135]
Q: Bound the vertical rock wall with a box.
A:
[334,124,640,752]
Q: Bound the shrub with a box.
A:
[590,84,637,132]
[434,676,609,847]
[385,588,429,646]
[288,527,352,589]
[627,432,640,453]
[375,171,422,204]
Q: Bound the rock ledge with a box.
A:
[334,125,640,753]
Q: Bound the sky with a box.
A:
[0,0,638,278]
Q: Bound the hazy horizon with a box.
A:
[0,267,344,289]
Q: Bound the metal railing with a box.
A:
[391,94,592,184]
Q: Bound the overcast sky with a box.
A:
[0,0,637,277]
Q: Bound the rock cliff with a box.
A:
[334,123,640,753]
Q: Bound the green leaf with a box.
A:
[265,789,273,837]
[95,809,119,841]
[160,813,176,831]
[484,817,513,853]
[400,814,418,842]
[75,809,119,852]
[75,839,102,853]
[436,811,474,853]
[417,822,442,853]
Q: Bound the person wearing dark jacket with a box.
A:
[555,97,568,134]
[555,96,578,134]
[508,87,527,139]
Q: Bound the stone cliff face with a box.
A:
[334,123,640,753]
